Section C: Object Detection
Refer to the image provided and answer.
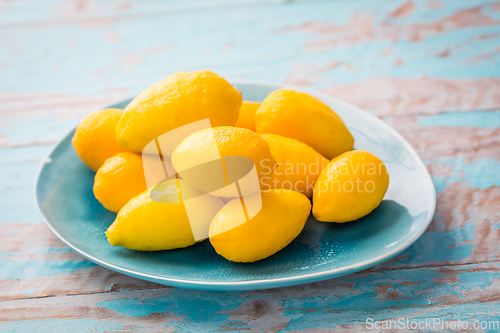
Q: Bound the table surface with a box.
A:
[1,0,499,332]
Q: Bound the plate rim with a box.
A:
[34,81,437,290]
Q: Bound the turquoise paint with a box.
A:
[1,0,500,97]
[97,290,264,331]
[0,319,127,333]
[0,116,79,147]
[432,157,500,193]
[92,263,500,332]
[0,145,53,223]
[388,222,475,266]
[419,111,500,128]
[411,303,500,333]
[0,247,71,256]
[281,264,500,331]
[0,258,96,280]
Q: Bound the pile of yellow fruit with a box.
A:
[72,70,389,263]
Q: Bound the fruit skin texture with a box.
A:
[235,101,261,131]
[172,126,277,195]
[255,89,354,160]
[116,70,242,153]
[209,189,311,263]
[313,150,389,223]
[260,133,329,198]
[93,152,149,213]
[72,108,127,171]
[107,179,223,251]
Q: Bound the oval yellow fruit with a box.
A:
[312,150,389,222]
[255,89,354,160]
[260,133,329,198]
[116,70,242,154]
[94,152,169,213]
[234,101,261,131]
[209,189,311,262]
[172,126,277,197]
[106,179,224,251]
[72,108,127,171]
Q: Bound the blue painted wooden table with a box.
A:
[1,0,499,331]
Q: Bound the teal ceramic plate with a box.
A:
[35,82,436,291]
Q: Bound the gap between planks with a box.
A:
[1,259,499,303]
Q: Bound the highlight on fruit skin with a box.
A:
[171,126,277,197]
[116,70,242,155]
[72,108,127,172]
[255,89,354,160]
[106,179,224,251]
[259,133,329,198]
[312,150,389,223]
[209,189,311,263]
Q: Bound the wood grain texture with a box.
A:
[1,263,499,332]
[0,0,499,331]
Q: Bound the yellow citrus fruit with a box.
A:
[116,70,242,154]
[94,152,170,213]
[313,150,389,222]
[209,189,311,262]
[171,126,277,197]
[255,89,354,159]
[106,179,224,251]
[234,101,261,131]
[260,133,329,198]
[72,108,127,171]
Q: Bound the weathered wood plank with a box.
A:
[0,262,499,332]
[382,110,500,159]
[2,81,500,147]
[0,0,499,125]
[0,139,498,300]
[0,92,128,148]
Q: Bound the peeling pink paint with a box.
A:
[121,55,143,65]
[143,44,173,55]
[393,58,404,66]
[467,47,500,64]
[319,77,500,116]
[427,0,444,9]
[383,116,500,159]
[103,31,121,43]
[279,5,500,50]
[388,0,415,18]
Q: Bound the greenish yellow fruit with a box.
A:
[209,189,311,262]
[72,108,127,171]
[106,179,224,251]
[313,150,389,223]
[260,133,329,198]
[255,89,354,159]
[116,70,242,154]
